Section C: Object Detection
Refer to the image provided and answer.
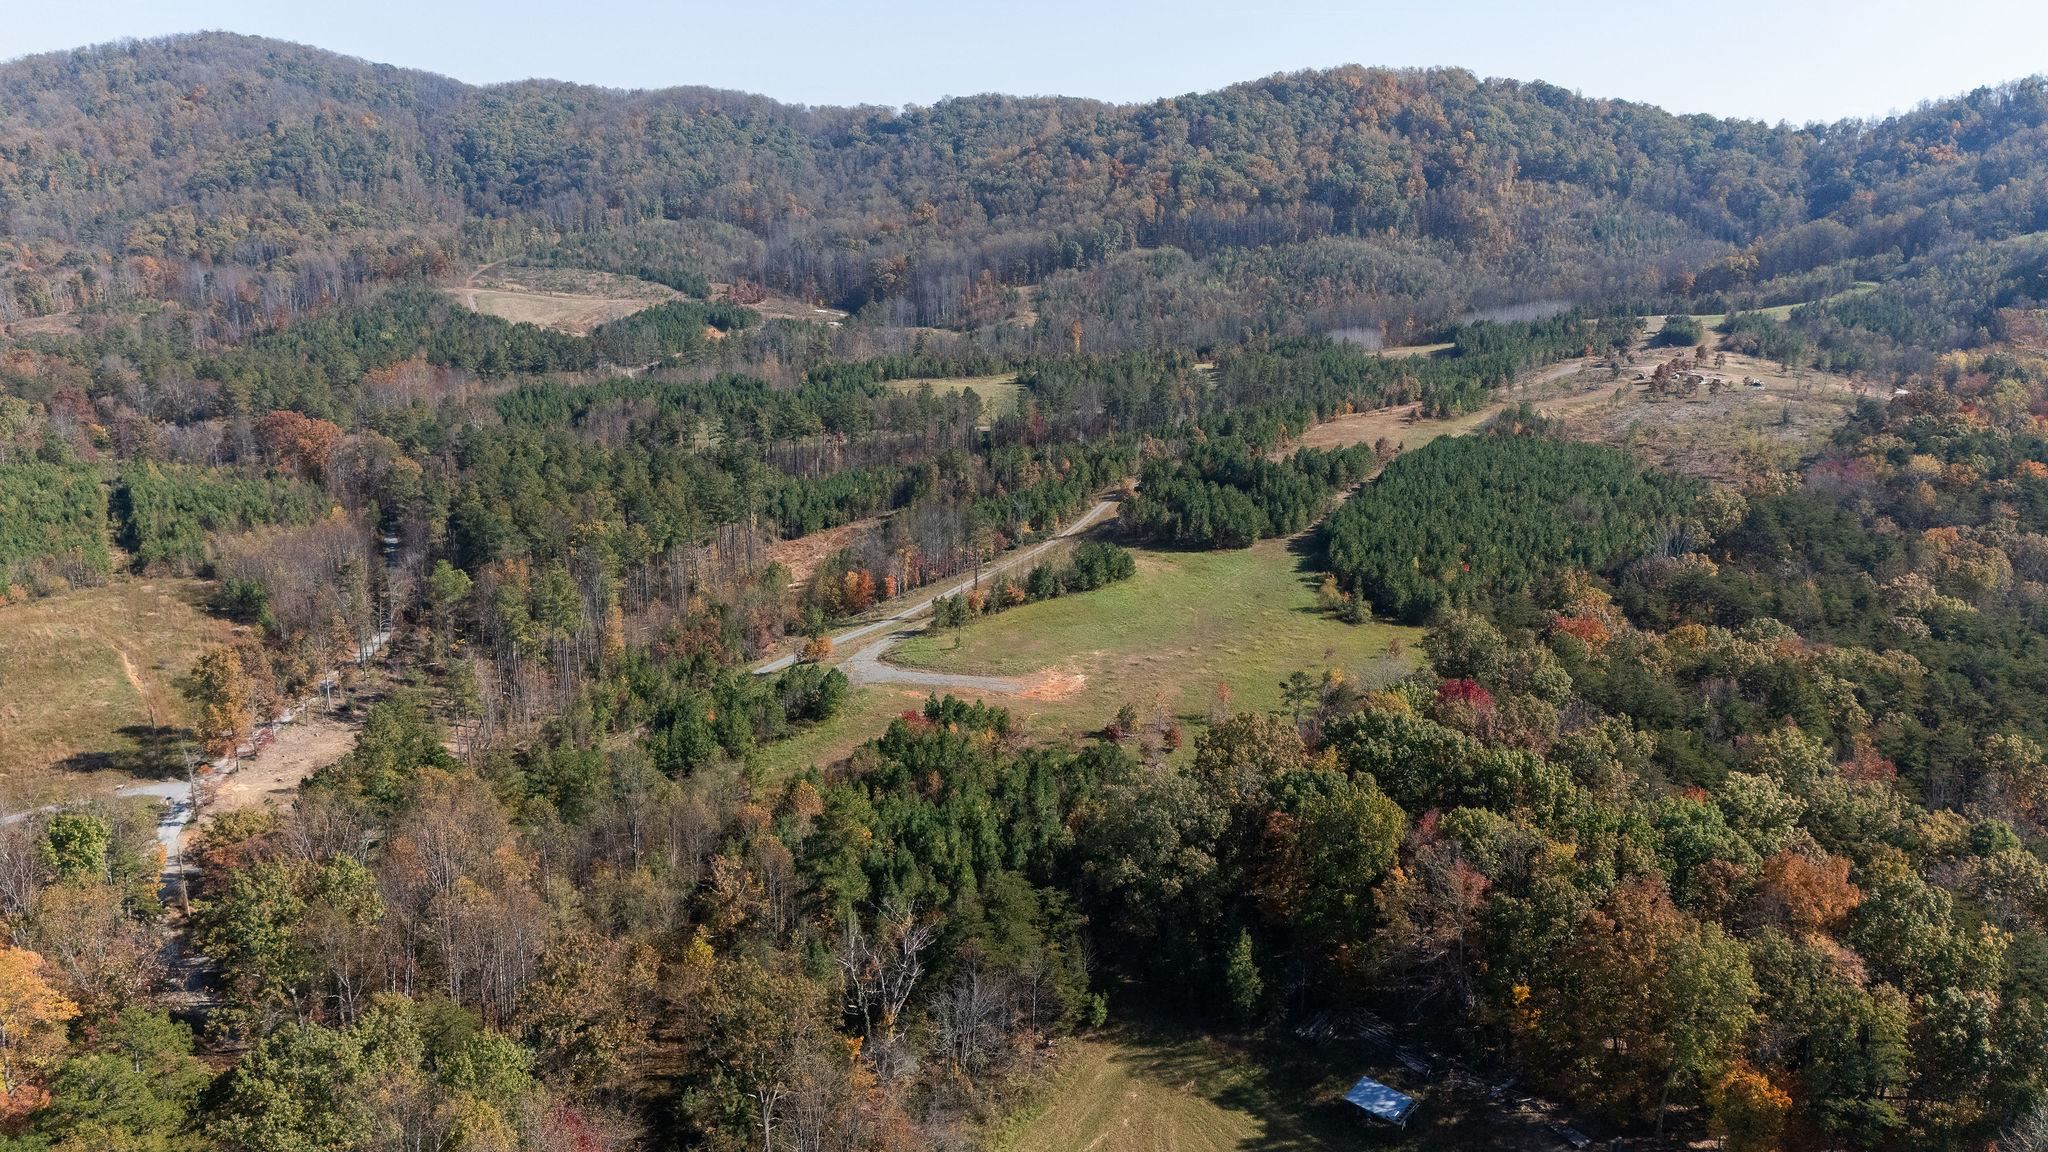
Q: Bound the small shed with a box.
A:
[1342,1074,1420,1128]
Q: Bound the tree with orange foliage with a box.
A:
[801,636,835,664]
[842,570,876,614]
[0,944,78,1118]
[1759,850,1862,933]
[1531,878,1756,1130]
[256,409,344,484]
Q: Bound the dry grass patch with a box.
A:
[452,265,680,333]
[1378,341,1456,358]
[452,268,675,336]
[0,578,237,807]
[883,373,1023,422]
[993,1035,1281,1152]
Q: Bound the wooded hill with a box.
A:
[3,33,2047,348]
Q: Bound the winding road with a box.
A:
[754,497,1119,687]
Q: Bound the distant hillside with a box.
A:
[1,33,2045,347]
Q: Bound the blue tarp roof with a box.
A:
[1343,1074,1419,1126]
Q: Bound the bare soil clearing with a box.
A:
[203,709,359,813]
[764,517,883,589]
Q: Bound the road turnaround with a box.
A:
[754,498,1118,683]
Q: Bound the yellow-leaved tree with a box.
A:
[182,645,252,757]
[0,944,78,1118]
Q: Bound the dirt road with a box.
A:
[754,498,1119,682]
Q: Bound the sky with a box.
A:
[2,0,2043,124]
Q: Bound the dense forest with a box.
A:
[1327,426,1706,621]
[7,28,2048,1152]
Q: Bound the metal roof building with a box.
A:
[1342,1074,1419,1127]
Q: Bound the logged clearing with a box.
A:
[205,709,360,814]
[764,517,883,589]
[883,373,1023,421]
[454,265,680,333]
[0,579,237,806]
[1537,343,1864,484]
[888,538,1420,746]
[710,283,848,324]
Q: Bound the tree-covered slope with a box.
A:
[3,33,2045,342]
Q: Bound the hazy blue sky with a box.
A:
[3,0,2042,124]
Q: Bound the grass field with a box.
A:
[1644,280,1881,335]
[749,684,936,780]
[992,1032,1320,1152]
[890,538,1419,739]
[992,1026,1563,1152]
[884,373,1023,422]
[751,538,1419,777]
[0,578,236,806]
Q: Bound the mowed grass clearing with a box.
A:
[992,1033,1314,1152]
[0,578,235,806]
[890,537,1420,739]
[993,1026,1559,1152]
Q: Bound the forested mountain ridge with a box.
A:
[4,32,2046,343]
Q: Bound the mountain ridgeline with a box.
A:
[1,32,2046,350]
